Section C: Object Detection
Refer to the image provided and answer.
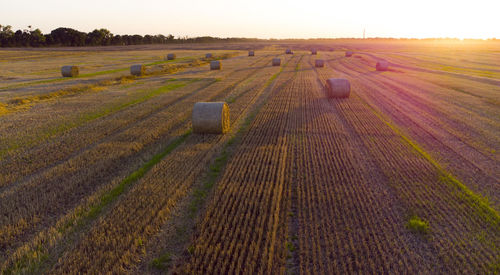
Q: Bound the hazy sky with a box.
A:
[1,0,499,39]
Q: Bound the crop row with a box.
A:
[176,56,302,274]
[0,53,277,268]
[314,55,499,273]
[327,53,499,209]
[47,55,295,274]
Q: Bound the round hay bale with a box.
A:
[345,51,353,57]
[130,64,145,76]
[61,66,79,77]
[248,51,255,56]
[192,102,230,134]
[166,53,176,60]
[326,78,350,98]
[205,53,213,58]
[376,60,389,71]
[286,49,293,54]
[210,60,221,70]
[315,59,325,67]
[311,49,317,55]
[272,58,281,66]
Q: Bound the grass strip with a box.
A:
[79,129,192,223]
[79,68,128,78]
[3,130,193,275]
[0,79,199,160]
[364,97,500,228]
[0,54,235,91]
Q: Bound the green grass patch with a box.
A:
[406,216,430,234]
[150,252,173,271]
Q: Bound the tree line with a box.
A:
[0,25,260,47]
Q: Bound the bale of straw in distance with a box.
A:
[192,102,230,134]
[210,60,221,70]
[130,64,145,76]
[326,78,350,98]
[61,66,79,77]
[345,51,353,57]
[286,49,293,54]
[272,58,281,66]
[248,50,255,56]
[205,53,213,58]
[311,48,317,55]
[315,59,325,67]
[166,53,176,60]
[376,60,389,71]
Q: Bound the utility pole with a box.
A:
[363,28,366,39]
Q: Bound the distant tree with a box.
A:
[87,28,112,46]
[111,34,124,45]
[130,34,143,45]
[30,29,46,46]
[143,34,153,44]
[13,30,26,46]
[44,33,54,45]
[50,27,86,46]
[0,24,15,46]
[153,34,166,44]
[0,24,262,47]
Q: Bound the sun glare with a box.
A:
[1,0,499,39]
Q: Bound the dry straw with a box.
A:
[315,59,325,67]
[192,102,230,134]
[61,66,79,77]
[272,58,281,66]
[326,78,350,98]
[376,60,389,71]
[210,60,221,70]
[130,64,145,76]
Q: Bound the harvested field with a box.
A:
[0,41,498,274]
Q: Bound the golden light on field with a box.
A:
[1,0,499,38]
[1,0,500,269]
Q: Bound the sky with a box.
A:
[1,0,499,39]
